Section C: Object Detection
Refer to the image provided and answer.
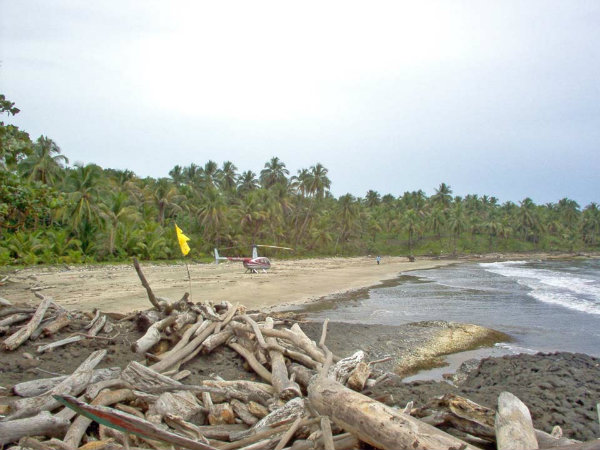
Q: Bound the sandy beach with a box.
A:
[0,256,458,313]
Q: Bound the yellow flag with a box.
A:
[175,224,190,256]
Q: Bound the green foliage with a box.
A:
[1,96,598,266]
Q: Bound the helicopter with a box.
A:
[213,244,293,273]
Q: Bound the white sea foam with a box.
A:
[481,261,600,315]
[495,342,538,354]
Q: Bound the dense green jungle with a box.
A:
[1,94,599,266]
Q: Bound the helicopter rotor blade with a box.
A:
[254,245,293,251]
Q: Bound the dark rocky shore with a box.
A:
[1,312,598,442]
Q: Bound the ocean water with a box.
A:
[304,258,600,357]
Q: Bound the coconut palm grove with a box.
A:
[1,95,599,265]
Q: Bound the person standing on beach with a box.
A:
[376,256,381,265]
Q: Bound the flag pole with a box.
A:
[175,224,192,301]
[185,261,192,301]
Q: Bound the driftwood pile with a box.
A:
[0,261,598,450]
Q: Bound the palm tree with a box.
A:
[100,191,139,256]
[448,203,466,253]
[518,198,541,242]
[260,157,289,189]
[334,194,360,251]
[402,209,421,255]
[582,203,600,245]
[309,163,330,199]
[169,165,185,185]
[432,182,453,209]
[18,136,68,185]
[427,206,446,240]
[201,160,221,189]
[238,170,260,193]
[197,187,227,245]
[557,197,580,231]
[183,163,202,185]
[219,161,238,192]
[236,190,268,243]
[149,178,183,226]
[364,190,381,208]
[290,168,312,197]
[64,163,102,232]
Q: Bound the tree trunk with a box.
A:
[495,391,538,450]
[308,375,477,450]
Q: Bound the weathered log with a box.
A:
[149,321,217,373]
[308,375,477,450]
[265,317,302,400]
[85,309,102,330]
[173,310,197,331]
[346,361,370,391]
[0,295,13,306]
[329,350,364,385]
[228,340,273,383]
[208,403,236,425]
[536,429,581,448]
[289,432,360,450]
[229,321,319,369]
[320,416,335,450]
[154,390,203,422]
[64,388,135,448]
[41,312,71,336]
[229,322,327,364]
[0,312,30,327]
[197,303,221,321]
[202,380,275,405]
[13,367,121,397]
[201,329,233,353]
[215,302,239,333]
[120,361,181,391]
[248,401,269,418]
[274,416,304,450]
[163,415,212,443]
[36,314,106,353]
[495,391,538,450]
[230,397,306,442]
[2,295,52,351]
[132,257,162,311]
[131,315,176,354]
[157,317,205,359]
[421,411,496,441]
[0,306,35,318]
[231,398,259,425]
[289,364,316,390]
[0,411,70,446]
[223,417,318,450]
[7,349,107,420]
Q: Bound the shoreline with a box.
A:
[2,251,596,315]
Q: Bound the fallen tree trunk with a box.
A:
[132,257,162,311]
[495,391,538,450]
[0,411,70,445]
[6,349,107,420]
[2,295,52,351]
[265,317,302,400]
[131,315,176,354]
[41,311,71,336]
[307,375,477,450]
[13,367,121,398]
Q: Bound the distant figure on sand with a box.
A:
[376,256,381,265]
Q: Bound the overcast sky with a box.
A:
[1,1,599,205]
